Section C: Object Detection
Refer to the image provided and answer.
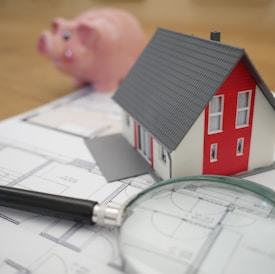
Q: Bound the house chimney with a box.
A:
[210,31,221,42]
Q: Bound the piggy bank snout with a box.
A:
[37,32,50,55]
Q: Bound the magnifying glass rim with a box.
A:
[125,175,275,210]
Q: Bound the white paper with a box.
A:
[0,86,274,274]
[0,87,156,273]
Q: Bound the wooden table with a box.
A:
[0,0,274,120]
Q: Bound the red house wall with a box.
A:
[203,61,256,175]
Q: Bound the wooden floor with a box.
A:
[0,0,275,120]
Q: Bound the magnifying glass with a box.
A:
[0,175,275,274]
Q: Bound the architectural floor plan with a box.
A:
[0,87,156,274]
[0,86,274,273]
[25,88,122,138]
[119,178,275,274]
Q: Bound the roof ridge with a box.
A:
[156,27,245,52]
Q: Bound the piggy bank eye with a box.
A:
[63,31,71,40]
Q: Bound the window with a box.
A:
[236,91,251,128]
[137,124,151,161]
[159,145,167,163]
[125,114,130,126]
[236,138,244,156]
[210,143,218,162]
[209,96,224,133]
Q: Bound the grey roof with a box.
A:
[113,28,275,152]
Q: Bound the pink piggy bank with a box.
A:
[37,8,145,91]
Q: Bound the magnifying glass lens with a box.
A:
[118,176,275,274]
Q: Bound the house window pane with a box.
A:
[210,143,218,162]
[209,116,221,132]
[138,125,142,150]
[209,96,223,133]
[137,124,151,162]
[125,114,130,126]
[159,145,167,163]
[238,92,249,108]
[144,130,151,159]
[237,138,244,156]
[236,91,251,127]
[210,96,222,113]
[237,110,248,126]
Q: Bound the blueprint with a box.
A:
[0,87,156,274]
[0,86,274,274]
[119,179,275,274]
[24,88,122,138]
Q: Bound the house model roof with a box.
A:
[113,28,275,152]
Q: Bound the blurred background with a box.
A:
[0,0,274,120]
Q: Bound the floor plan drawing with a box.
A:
[0,87,156,273]
[119,179,275,274]
[25,88,122,138]
[0,135,155,273]
[0,86,274,273]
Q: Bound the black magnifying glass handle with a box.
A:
[0,186,120,226]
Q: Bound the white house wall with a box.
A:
[170,111,205,178]
[248,86,275,170]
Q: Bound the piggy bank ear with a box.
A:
[76,24,98,47]
[51,18,66,34]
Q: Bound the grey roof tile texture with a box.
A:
[113,28,275,152]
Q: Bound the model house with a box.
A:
[113,28,275,180]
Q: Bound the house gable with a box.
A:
[203,60,257,175]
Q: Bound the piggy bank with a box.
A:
[37,8,145,91]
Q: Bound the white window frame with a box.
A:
[236,137,244,156]
[210,143,218,162]
[125,113,130,127]
[208,95,224,134]
[137,124,151,162]
[236,90,252,128]
[159,145,167,163]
